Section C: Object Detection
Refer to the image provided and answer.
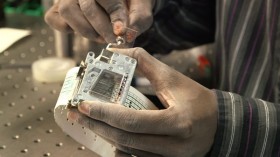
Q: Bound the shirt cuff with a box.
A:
[209,90,280,156]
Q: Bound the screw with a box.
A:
[28,106,35,110]
[6,75,12,80]
[26,126,32,130]
[38,117,44,121]
[78,146,85,150]
[9,102,15,107]
[0,145,6,149]
[32,87,38,91]
[46,129,53,133]
[21,94,27,99]
[44,153,51,156]
[17,114,23,118]
[13,84,19,89]
[56,143,63,147]
[4,122,11,127]
[34,139,41,143]
[21,149,28,153]
[13,135,20,139]
[2,92,7,96]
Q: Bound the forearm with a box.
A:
[209,90,280,157]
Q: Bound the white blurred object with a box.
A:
[32,57,76,83]
[0,28,31,53]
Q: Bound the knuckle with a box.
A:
[131,47,145,59]
[107,2,123,15]
[58,5,70,18]
[162,108,193,136]
[92,105,107,120]
[121,114,140,131]
[97,0,124,15]
[44,11,52,24]
[78,28,96,39]
[44,12,71,32]
[176,118,193,137]
[80,2,94,17]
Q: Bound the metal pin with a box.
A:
[116,36,125,45]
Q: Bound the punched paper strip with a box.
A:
[54,67,157,157]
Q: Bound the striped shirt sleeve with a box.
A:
[209,90,280,157]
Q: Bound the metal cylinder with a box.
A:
[51,0,74,58]
[54,30,73,57]
[0,1,5,25]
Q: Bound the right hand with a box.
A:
[68,47,218,157]
[45,0,155,43]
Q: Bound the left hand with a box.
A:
[68,47,218,157]
[45,0,155,43]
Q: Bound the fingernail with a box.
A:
[113,21,125,35]
[126,30,137,43]
[67,111,79,121]
[78,102,91,115]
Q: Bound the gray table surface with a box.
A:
[0,14,99,157]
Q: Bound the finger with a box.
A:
[78,0,116,43]
[57,0,100,40]
[128,0,155,36]
[68,110,172,155]
[45,4,73,33]
[95,0,128,35]
[107,48,172,87]
[77,101,192,136]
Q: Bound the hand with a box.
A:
[68,48,218,157]
[45,0,155,43]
